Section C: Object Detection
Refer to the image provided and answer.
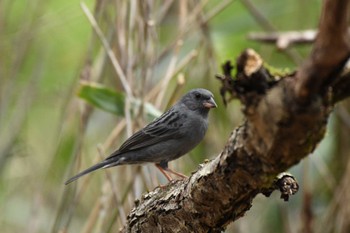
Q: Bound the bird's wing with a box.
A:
[107,108,185,158]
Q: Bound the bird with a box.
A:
[65,88,217,185]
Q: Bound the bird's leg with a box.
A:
[156,161,188,180]
[163,167,188,179]
[155,163,173,181]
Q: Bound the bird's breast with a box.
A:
[179,115,208,149]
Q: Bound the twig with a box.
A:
[239,0,275,31]
[240,0,303,64]
[165,73,186,109]
[82,200,101,233]
[155,40,183,108]
[80,2,133,99]
[0,56,43,167]
[153,0,209,66]
[147,49,198,103]
[203,0,235,23]
[97,145,126,224]
[248,30,317,49]
[310,152,336,190]
[157,0,175,23]
[80,2,133,137]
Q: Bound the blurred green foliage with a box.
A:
[78,83,127,116]
[1,0,349,233]
[78,82,161,118]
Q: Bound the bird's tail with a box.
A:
[65,160,113,185]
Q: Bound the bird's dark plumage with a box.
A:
[65,88,216,184]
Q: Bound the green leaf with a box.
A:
[78,82,125,116]
[77,82,162,118]
[144,102,161,118]
[131,98,162,119]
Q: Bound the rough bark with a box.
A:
[121,1,350,232]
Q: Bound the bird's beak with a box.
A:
[203,97,217,109]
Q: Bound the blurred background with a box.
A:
[1,0,350,232]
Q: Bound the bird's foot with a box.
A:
[164,167,188,179]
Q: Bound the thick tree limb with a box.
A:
[294,0,350,102]
[121,1,350,232]
[331,68,350,103]
[123,50,329,232]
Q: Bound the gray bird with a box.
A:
[65,88,217,184]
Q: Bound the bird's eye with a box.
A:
[194,92,201,99]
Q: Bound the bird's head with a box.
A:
[181,88,217,114]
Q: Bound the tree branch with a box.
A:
[331,69,350,103]
[294,0,350,102]
[248,30,317,49]
[121,1,350,232]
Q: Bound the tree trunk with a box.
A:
[122,0,350,232]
